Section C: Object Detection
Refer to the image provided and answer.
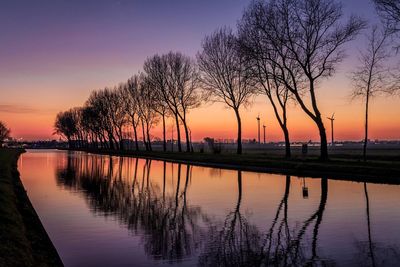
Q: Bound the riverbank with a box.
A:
[65,148,400,184]
[0,149,63,267]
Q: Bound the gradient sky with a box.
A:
[1,0,399,141]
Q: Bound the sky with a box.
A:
[0,0,399,142]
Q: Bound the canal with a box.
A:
[18,150,400,266]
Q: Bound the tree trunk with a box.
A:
[363,94,370,162]
[310,81,328,161]
[182,119,191,153]
[119,130,124,151]
[141,120,148,151]
[234,108,242,155]
[67,137,72,149]
[146,122,152,151]
[283,127,291,159]
[292,81,329,160]
[162,114,167,152]
[316,117,328,161]
[174,113,182,152]
[108,133,114,150]
[132,121,139,151]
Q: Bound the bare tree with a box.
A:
[374,0,400,33]
[197,27,256,154]
[54,110,76,148]
[238,12,293,158]
[109,85,129,150]
[136,73,160,151]
[244,0,365,160]
[123,76,141,151]
[144,54,184,152]
[0,121,10,147]
[145,52,201,152]
[143,58,169,152]
[351,26,391,161]
[86,89,118,150]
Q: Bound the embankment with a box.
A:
[0,149,63,267]
[65,148,400,184]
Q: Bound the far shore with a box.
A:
[58,148,400,185]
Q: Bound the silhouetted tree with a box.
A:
[109,86,128,150]
[54,109,78,148]
[351,26,391,161]
[238,13,293,158]
[374,0,400,38]
[86,89,120,150]
[124,75,142,151]
[143,56,170,152]
[0,121,10,147]
[136,74,159,151]
[197,28,256,154]
[243,0,365,160]
[144,52,201,152]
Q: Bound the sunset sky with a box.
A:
[1,0,399,142]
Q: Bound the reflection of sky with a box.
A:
[19,151,400,266]
[1,0,399,141]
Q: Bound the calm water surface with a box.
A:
[18,150,400,266]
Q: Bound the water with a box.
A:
[18,149,400,267]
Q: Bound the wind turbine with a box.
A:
[327,113,335,147]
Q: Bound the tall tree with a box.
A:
[145,52,201,152]
[239,12,293,158]
[351,26,391,161]
[54,110,76,148]
[0,121,10,147]
[109,86,128,150]
[143,60,169,152]
[244,0,365,160]
[144,54,183,152]
[86,89,118,150]
[135,73,159,151]
[197,27,256,154]
[124,76,142,151]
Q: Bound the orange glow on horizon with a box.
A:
[2,90,399,142]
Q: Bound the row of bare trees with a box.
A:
[55,52,202,152]
[55,0,399,160]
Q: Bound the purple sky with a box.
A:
[2,0,395,141]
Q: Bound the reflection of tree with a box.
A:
[56,155,205,263]
[261,175,292,266]
[199,176,333,267]
[199,171,264,266]
[55,154,400,266]
[354,182,400,267]
[365,182,376,267]
[290,178,329,266]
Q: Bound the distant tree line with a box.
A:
[55,0,399,160]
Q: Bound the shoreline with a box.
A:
[61,148,400,185]
[0,148,63,267]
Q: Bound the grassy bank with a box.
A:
[68,148,400,184]
[0,149,63,267]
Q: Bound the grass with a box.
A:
[74,148,400,184]
[0,148,63,267]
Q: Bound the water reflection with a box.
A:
[57,155,204,263]
[50,152,400,266]
[352,183,400,267]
